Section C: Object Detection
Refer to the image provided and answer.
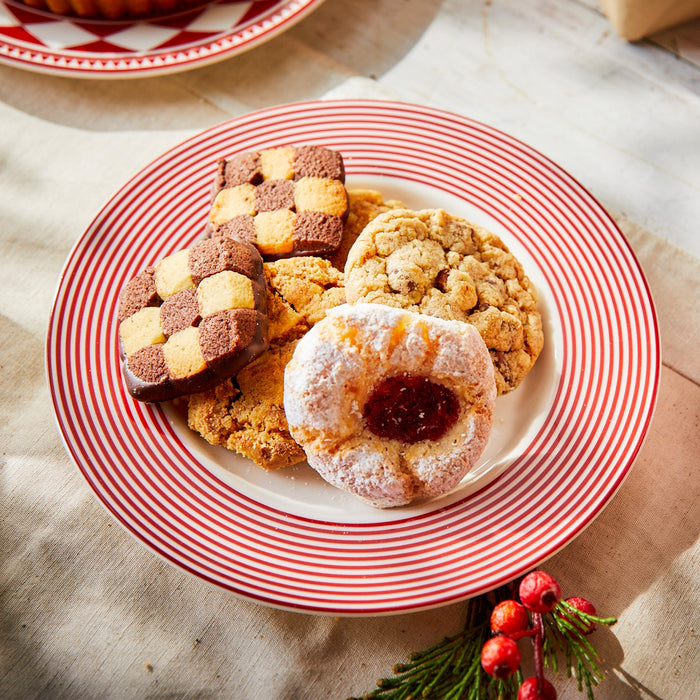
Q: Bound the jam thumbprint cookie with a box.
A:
[283,303,497,508]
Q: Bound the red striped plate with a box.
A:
[46,100,660,614]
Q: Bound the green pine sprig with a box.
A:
[347,586,521,700]
[350,584,617,700]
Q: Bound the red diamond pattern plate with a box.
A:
[0,0,324,76]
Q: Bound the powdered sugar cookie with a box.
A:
[284,303,497,508]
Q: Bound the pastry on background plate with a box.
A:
[19,0,204,20]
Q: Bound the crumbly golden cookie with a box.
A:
[284,304,497,508]
[117,237,268,403]
[208,145,349,260]
[344,208,544,394]
[264,256,345,326]
[188,342,306,470]
[187,256,344,469]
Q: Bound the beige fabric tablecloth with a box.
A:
[1,2,699,697]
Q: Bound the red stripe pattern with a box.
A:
[46,100,660,614]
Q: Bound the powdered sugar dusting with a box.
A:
[283,303,497,507]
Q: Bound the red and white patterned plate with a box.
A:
[0,0,324,76]
[46,100,660,615]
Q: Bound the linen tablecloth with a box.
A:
[2,1,699,697]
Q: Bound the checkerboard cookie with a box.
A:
[187,256,345,469]
[344,208,544,394]
[118,237,268,402]
[208,145,349,260]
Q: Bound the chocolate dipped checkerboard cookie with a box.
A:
[118,237,268,403]
[344,208,544,394]
[187,256,345,469]
[208,145,348,260]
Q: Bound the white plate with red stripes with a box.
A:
[0,0,324,77]
[46,100,660,615]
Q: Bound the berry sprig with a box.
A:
[349,570,616,700]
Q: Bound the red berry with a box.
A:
[490,600,530,635]
[560,596,597,635]
[480,635,521,679]
[519,571,561,613]
[518,676,557,700]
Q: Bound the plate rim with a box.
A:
[45,98,661,615]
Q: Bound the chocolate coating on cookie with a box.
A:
[118,238,268,403]
[208,145,348,261]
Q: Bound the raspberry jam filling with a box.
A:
[363,374,460,443]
